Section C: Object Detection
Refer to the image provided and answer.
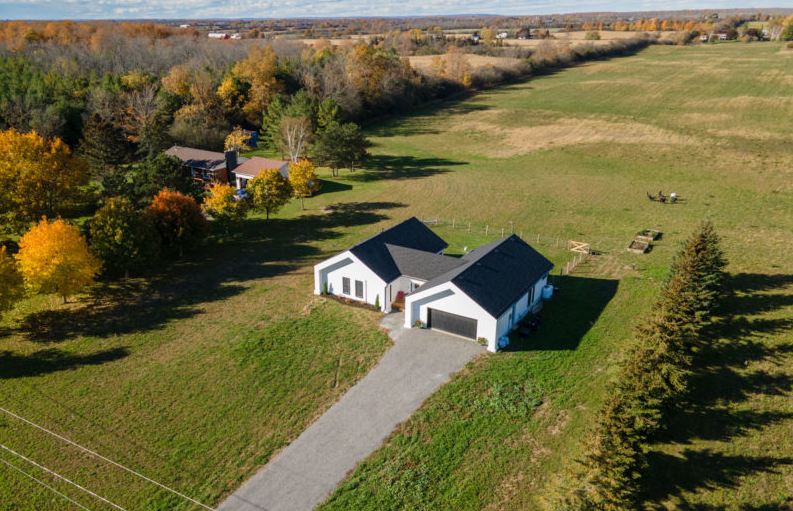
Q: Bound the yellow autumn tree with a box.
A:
[228,45,283,126]
[288,160,321,210]
[0,129,89,232]
[224,127,252,153]
[16,218,102,303]
[247,168,293,220]
[0,246,24,312]
[203,182,247,235]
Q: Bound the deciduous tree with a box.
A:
[203,182,247,234]
[145,190,207,257]
[288,160,321,210]
[0,129,89,233]
[89,197,160,278]
[0,246,24,312]
[15,217,101,303]
[224,126,252,153]
[247,168,292,220]
[276,116,313,163]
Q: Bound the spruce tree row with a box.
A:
[545,220,728,511]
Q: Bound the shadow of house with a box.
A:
[314,179,353,197]
[504,275,619,352]
[0,347,129,379]
[11,201,407,345]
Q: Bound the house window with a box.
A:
[355,280,364,299]
[529,286,535,306]
[342,277,350,295]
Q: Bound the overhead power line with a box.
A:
[1,444,128,511]
[0,406,215,511]
[0,457,94,511]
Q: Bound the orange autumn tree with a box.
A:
[0,246,24,312]
[203,182,248,235]
[0,129,89,233]
[16,218,101,303]
[146,190,208,257]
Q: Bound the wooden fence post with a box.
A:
[485,225,489,236]
[537,233,540,243]
[468,222,471,232]
[452,219,455,229]
[556,236,559,249]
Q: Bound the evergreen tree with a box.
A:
[261,94,287,150]
[132,154,203,205]
[77,113,130,177]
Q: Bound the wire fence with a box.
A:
[414,214,601,277]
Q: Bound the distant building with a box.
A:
[208,32,229,39]
[230,33,241,40]
[516,27,531,40]
[497,31,509,39]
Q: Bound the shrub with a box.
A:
[374,294,380,309]
[584,31,601,41]
[787,41,793,49]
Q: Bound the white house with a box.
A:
[231,156,290,190]
[313,217,553,352]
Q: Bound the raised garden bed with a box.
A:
[636,229,661,242]
[627,239,650,254]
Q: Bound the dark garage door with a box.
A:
[427,309,477,339]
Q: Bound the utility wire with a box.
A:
[0,444,128,511]
[0,406,215,510]
[0,456,94,511]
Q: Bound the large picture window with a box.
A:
[342,277,350,295]
[355,280,364,299]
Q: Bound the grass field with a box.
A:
[313,42,793,510]
[1,42,792,510]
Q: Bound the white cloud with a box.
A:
[0,0,790,19]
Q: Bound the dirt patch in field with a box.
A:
[707,127,793,141]
[408,54,521,73]
[450,116,697,157]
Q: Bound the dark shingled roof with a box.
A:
[164,146,226,171]
[348,217,448,282]
[385,244,466,281]
[412,235,554,318]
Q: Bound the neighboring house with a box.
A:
[516,27,531,39]
[313,217,553,352]
[208,32,229,39]
[231,156,290,189]
[164,146,246,185]
[717,33,728,41]
[497,31,509,39]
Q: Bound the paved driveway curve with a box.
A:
[217,313,484,511]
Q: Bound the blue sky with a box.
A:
[0,0,788,20]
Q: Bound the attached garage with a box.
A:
[428,308,478,339]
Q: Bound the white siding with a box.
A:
[313,251,388,311]
[404,282,498,351]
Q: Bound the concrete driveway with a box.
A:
[217,312,485,511]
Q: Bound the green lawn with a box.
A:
[1,42,792,511]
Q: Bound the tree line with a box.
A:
[544,221,728,510]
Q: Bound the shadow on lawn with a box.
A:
[0,347,129,379]
[639,273,793,509]
[10,201,406,345]
[344,154,463,183]
[504,275,619,352]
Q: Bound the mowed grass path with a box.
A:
[314,43,793,510]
